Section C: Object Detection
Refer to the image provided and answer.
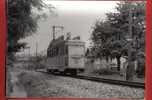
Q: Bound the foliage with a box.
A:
[90,1,145,71]
[92,68,119,75]
[7,0,53,53]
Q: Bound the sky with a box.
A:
[19,1,118,55]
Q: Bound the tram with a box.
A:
[46,35,85,75]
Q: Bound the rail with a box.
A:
[37,69,145,89]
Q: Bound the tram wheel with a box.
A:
[59,71,65,75]
[46,69,52,73]
[70,69,77,76]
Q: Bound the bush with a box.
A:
[6,68,13,96]
[6,58,14,96]
[22,60,46,71]
[92,68,119,75]
[136,55,145,78]
[18,71,50,97]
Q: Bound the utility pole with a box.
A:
[28,47,30,57]
[52,25,64,40]
[126,2,135,81]
[23,48,25,57]
[36,42,38,59]
[52,26,55,40]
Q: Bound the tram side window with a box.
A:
[48,46,67,56]
[56,47,59,56]
[65,46,68,55]
[50,48,53,57]
[48,48,52,57]
[52,48,54,57]
[53,48,55,56]
[53,48,56,56]
[50,49,52,57]
[50,47,59,57]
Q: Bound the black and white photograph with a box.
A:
[6,0,145,99]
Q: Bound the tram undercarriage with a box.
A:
[47,68,84,76]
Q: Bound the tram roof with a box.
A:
[48,36,85,49]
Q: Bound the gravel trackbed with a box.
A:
[18,71,144,99]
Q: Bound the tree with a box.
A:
[7,0,53,54]
[91,20,113,61]
[6,0,54,96]
[91,1,145,71]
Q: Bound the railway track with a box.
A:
[36,69,145,89]
[71,75,145,89]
